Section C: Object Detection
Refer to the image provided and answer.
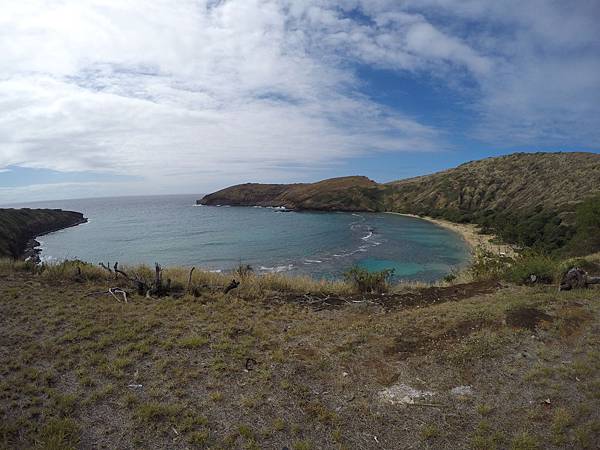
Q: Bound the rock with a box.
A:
[559,267,600,291]
[379,383,435,405]
[559,268,587,291]
[450,385,474,396]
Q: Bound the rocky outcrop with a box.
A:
[198,176,382,211]
[0,208,87,259]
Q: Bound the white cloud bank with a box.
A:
[0,0,598,200]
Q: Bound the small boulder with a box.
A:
[450,385,474,397]
[379,383,435,405]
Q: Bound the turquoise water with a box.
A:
[16,195,469,282]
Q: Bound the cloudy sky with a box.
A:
[1,0,599,203]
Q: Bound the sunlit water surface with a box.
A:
[17,195,469,282]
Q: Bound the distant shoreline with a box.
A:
[24,218,88,263]
[387,212,516,257]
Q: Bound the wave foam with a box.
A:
[259,264,294,273]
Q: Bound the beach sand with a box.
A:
[388,212,516,257]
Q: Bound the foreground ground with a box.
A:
[1,268,600,449]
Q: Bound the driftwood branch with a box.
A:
[108,287,128,303]
[114,262,131,280]
[99,261,202,299]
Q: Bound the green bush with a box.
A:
[505,252,559,285]
[343,267,394,294]
[468,247,567,285]
[468,247,514,281]
[566,194,600,255]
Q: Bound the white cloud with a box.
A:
[400,0,600,145]
[0,0,598,201]
[0,0,450,200]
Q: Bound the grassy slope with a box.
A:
[0,209,86,258]
[386,152,600,213]
[384,153,600,253]
[1,261,599,449]
[199,176,381,211]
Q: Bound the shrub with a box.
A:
[468,246,513,280]
[468,247,566,285]
[40,260,110,282]
[343,266,394,294]
[234,262,253,280]
[443,272,457,283]
[504,252,559,284]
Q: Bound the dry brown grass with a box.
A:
[1,264,599,449]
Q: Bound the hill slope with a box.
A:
[2,258,600,448]
[0,209,87,259]
[384,152,600,252]
[199,152,600,253]
[199,176,381,211]
[385,152,600,215]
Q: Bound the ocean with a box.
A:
[15,195,469,282]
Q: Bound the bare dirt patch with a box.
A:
[274,279,502,311]
[505,306,553,331]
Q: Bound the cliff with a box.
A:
[0,208,87,259]
[199,176,382,211]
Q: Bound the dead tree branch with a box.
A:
[187,267,195,293]
[224,279,240,294]
[99,262,113,274]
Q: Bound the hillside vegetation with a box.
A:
[199,152,600,254]
[0,208,87,259]
[199,176,380,211]
[1,255,600,449]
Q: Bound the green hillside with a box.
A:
[199,176,381,211]
[0,208,87,259]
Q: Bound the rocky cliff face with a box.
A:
[0,209,87,259]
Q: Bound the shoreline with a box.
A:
[22,218,88,263]
[387,212,516,257]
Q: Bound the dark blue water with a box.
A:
[15,195,469,282]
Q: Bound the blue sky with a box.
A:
[1,0,599,203]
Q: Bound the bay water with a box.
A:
[16,195,469,282]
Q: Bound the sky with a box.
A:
[1,0,599,204]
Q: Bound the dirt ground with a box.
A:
[1,271,600,449]
[275,280,502,311]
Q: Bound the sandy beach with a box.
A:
[388,212,517,257]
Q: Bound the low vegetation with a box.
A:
[467,246,600,286]
[343,266,394,294]
[1,252,600,448]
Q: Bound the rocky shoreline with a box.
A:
[22,217,88,263]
